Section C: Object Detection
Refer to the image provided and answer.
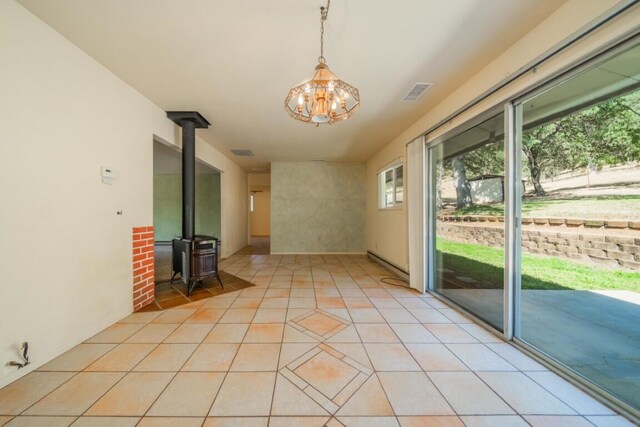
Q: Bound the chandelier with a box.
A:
[284,0,360,126]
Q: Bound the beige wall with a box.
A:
[191,140,248,258]
[367,152,409,271]
[248,172,271,188]
[366,0,639,273]
[251,188,271,236]
[0,0,246,388]
[271,162,366,254]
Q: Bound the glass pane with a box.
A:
[384,169,394,206]
[431,112,505,331]
[395,165,404,203]
[518,43,640,411]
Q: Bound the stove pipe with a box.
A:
[166,111,211,240]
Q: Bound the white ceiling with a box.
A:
[18,0,566,171]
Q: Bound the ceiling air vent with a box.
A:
[231,149,254,157]
[402,82,433,102]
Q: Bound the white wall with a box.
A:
[0,0,246,388]
[366,0,639,273]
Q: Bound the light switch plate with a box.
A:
[101,166,118,185]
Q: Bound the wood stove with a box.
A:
[166,111,223,295]
[171,235,222,295]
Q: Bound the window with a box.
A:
[250,192,255,212]
[379,163,403,208]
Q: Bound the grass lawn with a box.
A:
[451,195,640,220]
[438,239,640,292]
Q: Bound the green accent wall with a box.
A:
[271,162,366,253]
[153,173,221,241]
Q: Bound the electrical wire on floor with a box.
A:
[380,277,410,288]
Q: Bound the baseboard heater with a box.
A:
[367,251,409,282]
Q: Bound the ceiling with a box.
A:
[18,0,566,171]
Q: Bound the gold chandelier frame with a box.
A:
[284,0,360,126]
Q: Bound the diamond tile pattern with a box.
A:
[278,343,372,413]
[0,250,634,426]
[289,309,350,341]
[294,351,359,398]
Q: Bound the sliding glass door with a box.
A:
[426,37,640,417]
[430,112,506,331]
[515,42,640,412]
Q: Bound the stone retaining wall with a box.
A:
[437,214,640,230]
[437,222,640,271]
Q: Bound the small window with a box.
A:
[250,193,255,212]
[379,163,404,208]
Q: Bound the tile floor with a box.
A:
[0,253,635,427]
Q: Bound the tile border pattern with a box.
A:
[279,310,374,413]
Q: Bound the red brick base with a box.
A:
[132,226,155,311]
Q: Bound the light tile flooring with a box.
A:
[0,254,635,427]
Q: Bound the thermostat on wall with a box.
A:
[101,166,118,185]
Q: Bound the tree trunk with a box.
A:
[452,156,472,209]
[436,161,444,209]
[528,158,546,196]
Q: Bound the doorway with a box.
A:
[247,173,271,254]
[251,189,270,236]
[152,140,222,297]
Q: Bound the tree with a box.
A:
[522,122,575,196]
[464,135,504,177]
[566,94,640,169]
[521,90,640,196]
[452,156,472,209]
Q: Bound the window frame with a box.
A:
[378,162,404,209]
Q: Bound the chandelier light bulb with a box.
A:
[311,104,330,123]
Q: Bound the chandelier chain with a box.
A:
[319,0,330,64]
